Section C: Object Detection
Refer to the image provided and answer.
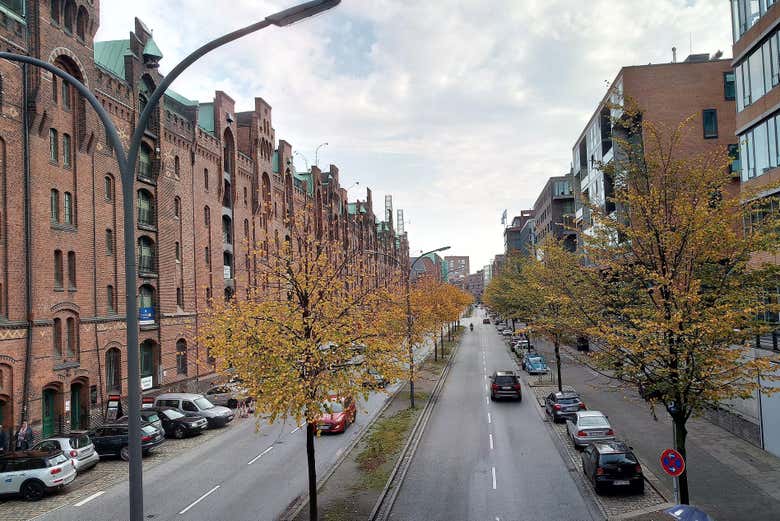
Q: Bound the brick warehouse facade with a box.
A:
[0,0,409,438]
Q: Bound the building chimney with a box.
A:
[672,46,677,63]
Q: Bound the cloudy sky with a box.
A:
[97,0,732,270]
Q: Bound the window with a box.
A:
[137,189,154,226]
[106,229,113,255]
[244,219,249,238]
[54,250,63,289]
[53,318,62,356]
[50,189,59,222]
[62,133,71,167]
[204,168,209,190]
[205,247,210,267]
[50,0,60,23]
[174,196,180,218]
[52,76,58,104]
[205,287,211,303]
[76,5,87,40]
[204,206,210,226]
[222,216,232,244]
[138,143,153,179]
[66,317,76,356]
[137,236,155,273]
[63,0,74,33]
[61,81,71,110]
[703,109,718,138]
[749,47,765,105]
[64,192,73,224]
[139,284,155,312]
[175,241,180,262]
[49,128,58,162]
[243,186,248,206]
[724,72,736,101]
[176,339,187,375]
[67,251,76,289]
[106,348,120,390]
[107,285,115,313]
[104,175,113,201]
[174,156,180,178]
[176,287,183,308]
[729,144,742,174]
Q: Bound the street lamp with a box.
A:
[0,2,340,521]
[314,141,329,167]
[366,245,450,409]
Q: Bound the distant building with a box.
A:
[504,210,534,255]
[410,252,446,282]
[492,254,506,277]
[445,256,470,285]
[465,270,485,301]
[533,175,577,253]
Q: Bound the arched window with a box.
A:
[104,175,113,201]
[176,287,183,308]
[174,196,181,218]
[222,216,232,245]
[65,317,77,356]
[63,192,73,224]
[243,186,247,206]
[138,143,153,179]
[175,241,180,262]
[176,339,188,375]
[139,284,156,323]
[174,156,180,178]
[50,0,60,23]
[50,189,59,222]
[106,228,113,255]
[76,5,88,40]
[49,128,58,162]
[53,318,62,356]
[67,251,76,289]
[63,0,75,33]
[244,219,249,239]
[204,168,209,190]
[204,206,210,226]
[137,236,155,273]
[205,246,210,267]
[54,250,63,288]
[106,285,115,313]
[62,133,71,167]
[105,348,121,391]
[223,252,232,279]
[137,189,154,226]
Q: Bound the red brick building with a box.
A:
[0,0,408,437]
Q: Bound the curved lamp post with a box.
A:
[366,245,450,408]
[314,141,328,167]
[0,2,340,520]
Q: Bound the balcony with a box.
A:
[575,206,591,225]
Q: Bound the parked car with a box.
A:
[482,318,490,324]
[117,409,164,433]
[523,354,550,374]
[0,450,76,501]
[512,339,531,354]
[489,371,522,401]
[147,406,208,438]
[315,396,357,433]
[501,330,513,337]
[581,441,644,494]
[576,335,590,352]
[545,391,586,423]
[362,368,389,389]
[566,411,615,449]
[89,422,165,461]
[31,432,99,473]
[205,383,249,409]
[154,393,235,428]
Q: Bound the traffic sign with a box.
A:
[660,448,685,477]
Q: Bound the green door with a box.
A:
[42,389,56,438]
[70,384,81,430]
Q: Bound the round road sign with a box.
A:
[660,448,685,477]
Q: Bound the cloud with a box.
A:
[96,0,732,270]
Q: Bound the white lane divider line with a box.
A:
[74,490,105,507]
[247,445,274,465]
[488,413,492,424]
[489,434,494,450]
[485,396,489,405]
[492,466,497,489]
[178,485,220,515]
[290,425,301,434]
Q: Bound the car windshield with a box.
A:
[323,401,344,413]
[494,376,517,385]
[194,397,215,410]
[600,453,637,465]
[70,434,91,449]
[141,425,158,435]
[531,360,546,366]
[48,453,68,466]
[558,397,580,405]
[162,409,185,420]
[579,416,609,427]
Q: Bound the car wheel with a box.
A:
[634,482,645,494]
[21,480,46,501]
[227,398,238,409]
[120,446,130,461]
[594,483,604,495]
[173,425,186,439]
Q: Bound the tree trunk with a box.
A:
[554,335,563,392]
[440,327,445,357]
[306,422,318,521]
[673,415,690,504]
[434,336,438,361]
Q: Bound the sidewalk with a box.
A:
[531,337,780,521]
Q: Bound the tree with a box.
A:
[199,205,406,521]
[554,109,780,504]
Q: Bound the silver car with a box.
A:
[566,410,615,449]
[31,432,99,473]
[204,383,248,409]
[154,392,235,428]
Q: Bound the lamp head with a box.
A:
[267,0,341,27]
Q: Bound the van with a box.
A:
[153,393,234,428]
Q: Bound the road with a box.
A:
[388,311,597,521]
[35,344,432,521]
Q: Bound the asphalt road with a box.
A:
[388,311,596,521]
[35,344,432,521]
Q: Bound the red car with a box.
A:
[315,396,356,434]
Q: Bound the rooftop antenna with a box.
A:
[672,46,677,63]
[689,32,692,55]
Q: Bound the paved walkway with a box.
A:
[530,337,780,521]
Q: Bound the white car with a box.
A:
[32,432,99,473]
[566,410,615,449]
[0,450,76,500]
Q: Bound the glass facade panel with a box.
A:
[764,40,773,94]
[770,117,778,168]
[755,122,769,175]
[750,49,765,104]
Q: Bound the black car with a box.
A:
[89,422,165,461]
[581,441,644,494]
[545,391,586,423]
[117,409,163,432]
[148,406,208,438]
[489,371,522,401]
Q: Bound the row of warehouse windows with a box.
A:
[735,27,780,112]
[739,112,780,181]
[731,0,779,43]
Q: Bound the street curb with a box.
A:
[368,336,461,521]
[278,341,437,521]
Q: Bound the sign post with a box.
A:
[660,448,685,504]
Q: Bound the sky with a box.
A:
[96,0,733,271]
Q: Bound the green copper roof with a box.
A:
[94,40,131,79]
[198,103,214,134]
[347,202,357,215]
[165,89,197,107]
[143,37,163,59]
[272,150,280,173]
